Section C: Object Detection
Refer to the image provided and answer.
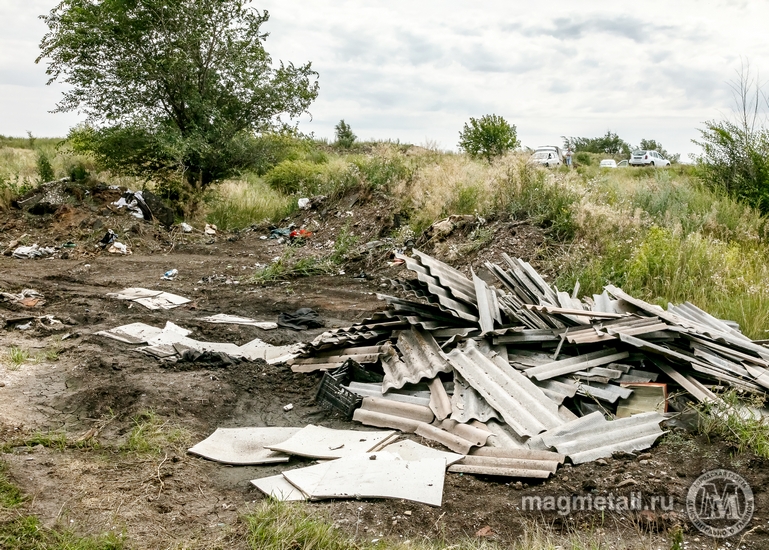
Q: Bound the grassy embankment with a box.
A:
[208,143,769,340]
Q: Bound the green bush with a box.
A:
[264,159,327,194]
[36,150,55,183]
[352,155,412,189]
[458,114,519,162]
[334,119,356,149]
[574,152,592,166]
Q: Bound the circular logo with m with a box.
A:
[686,469,754,538]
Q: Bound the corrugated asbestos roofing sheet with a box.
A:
[533,411,667,464]
[451,373,500,423]
[444,340,564,438]
[381,327,453,392]
[525,349,631,381]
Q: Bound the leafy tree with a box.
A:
[693,63,769,212]
[334,120,357,149]
[563,131,631,156]
[36,150,55,183]
[458,114,519,162]
[37,0,319,198]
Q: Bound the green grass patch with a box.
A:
[252,248,334,284]
[0,460,124,549]
[7,346,29,370]
[696,390,769,458]
[120,410,190,455]
[206,175,297,230]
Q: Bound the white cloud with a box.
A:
[1,0,768,155]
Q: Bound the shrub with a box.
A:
[264,159,326,194]
[574,152,592,166]
[334,119,357,149]
[458,114,519,162]
[36,150,55,183]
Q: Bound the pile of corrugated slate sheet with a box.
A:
[290,249,769,472]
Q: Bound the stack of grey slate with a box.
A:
[293,249,769,469]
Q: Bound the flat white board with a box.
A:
[283,453,445,506]
[251,474,307,501]
[266,425,397,460]
[188,427,299,465]
[382,439,464,466]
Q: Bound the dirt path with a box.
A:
[1,245,768,549]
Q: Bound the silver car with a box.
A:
[629,150,670,167]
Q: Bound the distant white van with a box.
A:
[529,146,563,167]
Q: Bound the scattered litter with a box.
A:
[12,244,55,259]
[162,269,178,280]
[188,427,300,465]
[0,289,45,308]
[16,322,32,331]
[198,314,278,330]
[204,224,217,235]
[180,223,193,233]
[97,321,190,344]
[289,228,313,240]
[283,403,294,412]
[108,242,130,255]
[98,230,117,248]
[97,321,301,364]
[107,288,191,310]
[269,227,292,239]
[277,308,323,331]
[298,198,310,209]
[113,192,148,219]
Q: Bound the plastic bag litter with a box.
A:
[298,198,310,209]
[108,242,131,255]
[204,224,217,235]
[180,223,193,233]
[113,191,147,219]
[12,244,55,259]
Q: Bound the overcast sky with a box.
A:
[2,1,768,158]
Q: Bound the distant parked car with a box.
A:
[529,146,563,167]
[617,160,628,167]
[599,159,617,168]
[629,150,670,167]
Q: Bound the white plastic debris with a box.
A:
[180,222,193,233]
[162,269,178,280]
[283,404,294,412]
[12,244,55,259]
[204,224,217,235]
[298,198,310,210]
[108,242,130,255]
[112,191,145,219]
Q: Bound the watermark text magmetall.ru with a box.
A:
[521,492,673,517]
[519,468,755,539]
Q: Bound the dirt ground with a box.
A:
[1,188,769,549]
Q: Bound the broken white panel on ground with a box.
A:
[382,439,464,466]
[250,474,307,501]
[199,314,278,330]
[265,425,398,460]
[145,330,243,356]
[282,452,446,506]
[107,287,191,310]
[97,321,191,344]
[239,338,303,364]
[188,427,300,465]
